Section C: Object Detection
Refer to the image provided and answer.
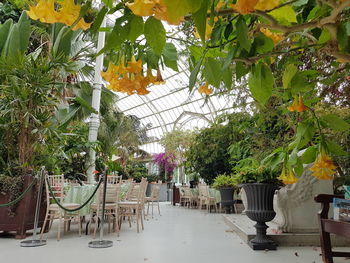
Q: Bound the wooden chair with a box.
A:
[118,178,148,233]
[145,182,162,218]
[315,194,350,263]
[179,186,196,208]
[90,183,120,238]
[106,175,122,184]
[198,184,217,212]
[40,174,81,241]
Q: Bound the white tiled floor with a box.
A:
[0,203,348,263]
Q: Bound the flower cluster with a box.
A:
[27,0,91,31]
[260,28,284,44]
[101,57,165,96]
[126,0,182,25]
[152,152,177,174]
[231,0,280,14]
[287,95,309,112]
[198,82,213,95]
[309,150,337,180]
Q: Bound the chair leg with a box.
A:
[78,214,81,237]
[140,208,144,230]
[151,201,154,218]
[136,210,140,233]
[57,214,62,241]
[147,201,150,215]
[157,201,161,215]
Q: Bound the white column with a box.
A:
[87,6,106,183]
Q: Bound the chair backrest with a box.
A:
[183,186,193,197]
[150,183,162,199]
[96,183,120,204]
[105,175,122,184]
[198,184,209,197]
[138,178,148,203]
[45,174,65,205]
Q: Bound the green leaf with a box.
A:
[102,0,113,8]
[53,26,74,57]
[294,159,304,177]
[144,17,166,55]
[236,61,249,80]
[164,0,202,24]
[283,64,298,89]
[292,120,316,149]
[346,21,350,36]
[91,6,109,33]
[203,58,222,88]
[162,43,178,71]
[2,12,30,59]
[222,67,232,89]
[253,33,274,54]
[318,28,331,44]
[189,60,202,91]
[325,139,347,156]
[300,146,317,164]
[320,114,350,132]
[248,62,274,104]
[269,6,297,25]
[337,23,350,52]
[0,19,13,53]
[236,16,251,52]
[128,15,144,42]
[192,0,209,42]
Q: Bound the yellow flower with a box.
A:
[255,0,280,11]
[27,0,59,24]
[216,0,226,11]
[309,151,337,180]
[153,0,183,25]
[278,167,298,184]
[260,28,284,44]
[27,0,91,31]
[231,0,259,14]
[154,69,165,85]
[198,83,213,95]
[126,0,155,17]
[127,56,143,74]
[287,95,309,112]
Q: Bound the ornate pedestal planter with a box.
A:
[219,187,235,214]
[242,183,277,250]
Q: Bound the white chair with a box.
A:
[145,182,162,218]
[89,183,120,237]
[198,184,217,212]
[118,178,148,232]
[40,174,81,241]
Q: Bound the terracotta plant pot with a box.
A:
[242,183,278,250]
[0,175,47,239]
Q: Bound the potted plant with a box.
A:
[212,174,237,214]
[233,165,281,250]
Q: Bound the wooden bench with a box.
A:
[315,194,350,263]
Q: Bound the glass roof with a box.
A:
[103,19,235,154]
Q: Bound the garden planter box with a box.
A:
[0,175,47,239]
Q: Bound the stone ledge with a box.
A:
[223,214,350,247]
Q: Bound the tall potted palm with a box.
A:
[233,165,281,250]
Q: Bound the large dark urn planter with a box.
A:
[219,187,235,214]
[0,175,47,239]
[242,183,278,250]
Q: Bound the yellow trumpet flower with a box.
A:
[287,95,309,112]
[126,0,155,17]
[27,0,59,24]
[309,151,337,180]
[198,83,213,95]
[278,167,299,184]
[260,28,284,44]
